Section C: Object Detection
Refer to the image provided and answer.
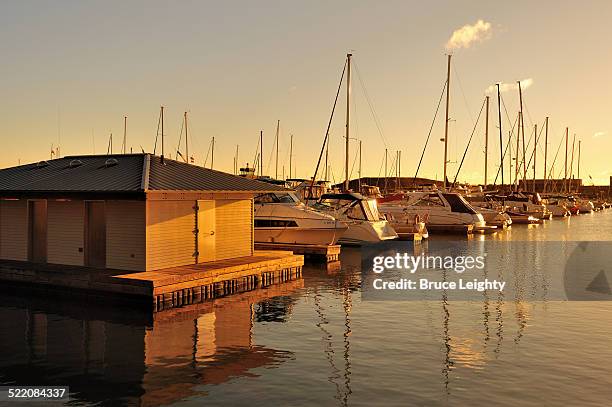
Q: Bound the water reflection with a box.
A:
[0,279,303,406]
[1,211,612,406]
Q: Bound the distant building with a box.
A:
[0,154,286,271]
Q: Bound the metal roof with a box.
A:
[0,154,288,196]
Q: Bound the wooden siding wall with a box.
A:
[214,199,253,261]
[106,201,146,271]
[146,200,195,271]
[0,200,28,261]
[47,200,84,266]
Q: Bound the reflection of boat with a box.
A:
[313,193,398,244]
[378,191,486,229]
[254,192,347,245]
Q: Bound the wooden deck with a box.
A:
[0,251,304,311]
[254,242,341,262]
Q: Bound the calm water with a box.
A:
[2,212,612,406]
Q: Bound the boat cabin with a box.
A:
[315,193,382,222]
[0,154,287,272]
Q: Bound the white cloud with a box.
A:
[485,78,533,94]
[593,131,607,138]
[446,20,492,51]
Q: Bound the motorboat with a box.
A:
[378,191,487,230]
[312,193,398,244]
[541,196,571,217]
[254,192,348,245]
[488,191,551,220]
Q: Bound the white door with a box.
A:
[197,200,216,263]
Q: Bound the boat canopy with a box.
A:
[254,192,301,204]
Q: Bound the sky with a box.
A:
[1,0,612,184]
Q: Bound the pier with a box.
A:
[254,242,341,262]
[0,251,304,311]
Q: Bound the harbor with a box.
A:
[3,2,612,406]
[1,210,612,406]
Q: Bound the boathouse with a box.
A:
[0,154,288,272]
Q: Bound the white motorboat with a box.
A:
[488,192,551,220]
[541,196,570,217]
[254,192,347,245]
[378,191,486,229]
[312,193,398,244]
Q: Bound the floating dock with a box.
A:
[396,232,424,241]
[0,251,304,311]
[427,224,474,234]
[254,242,341,262]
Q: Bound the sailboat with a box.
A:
[307,53,398,244]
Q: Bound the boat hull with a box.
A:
[255,227,345,245]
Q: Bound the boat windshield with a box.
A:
[316,198,378,221]
[442,193,478,214]
[254,192,300,204]
[363,199,381,221]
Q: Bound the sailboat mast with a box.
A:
[484,96,489,187]
[234,144,239,174]
[289,134,293,179]
[211,136,215,170]
[533,123,537,192]
[443,54,451,190]
[515,113,521,191]
[275,119,280,179]
[564,127,568,193]
[569,134,575,193]
[185,112,189,163]
[398,150,401,190]
[260,130,263,177]
[123,116,127,154]
[358,140,362,192]
[518,81,527,189]
[497,84,504,187]
[578,139,581,181]
[543,117,548,193]
[161,106,165,163]
[325,139,328,181]
[384,148,388,193]
[344,53,352,192]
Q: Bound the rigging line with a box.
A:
[352,60,391,149]
[524,118,546,171]
[153,109,161,155]
[413,79,447,185]
[452,97,486,186]
[203,138,212,168]
[266,125,278,175]
[252,136,260,172]
[545,132,565,181]
[307,60,347,201]
[348,140,360,180]
[492,113,519,186]
[515,125,535,180]
[522,96,535,128]
[175,119,185,161]
[375,150,385,188]
[452,60,486,153]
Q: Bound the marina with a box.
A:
[1,210,612,405]
[2,2,612,406]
